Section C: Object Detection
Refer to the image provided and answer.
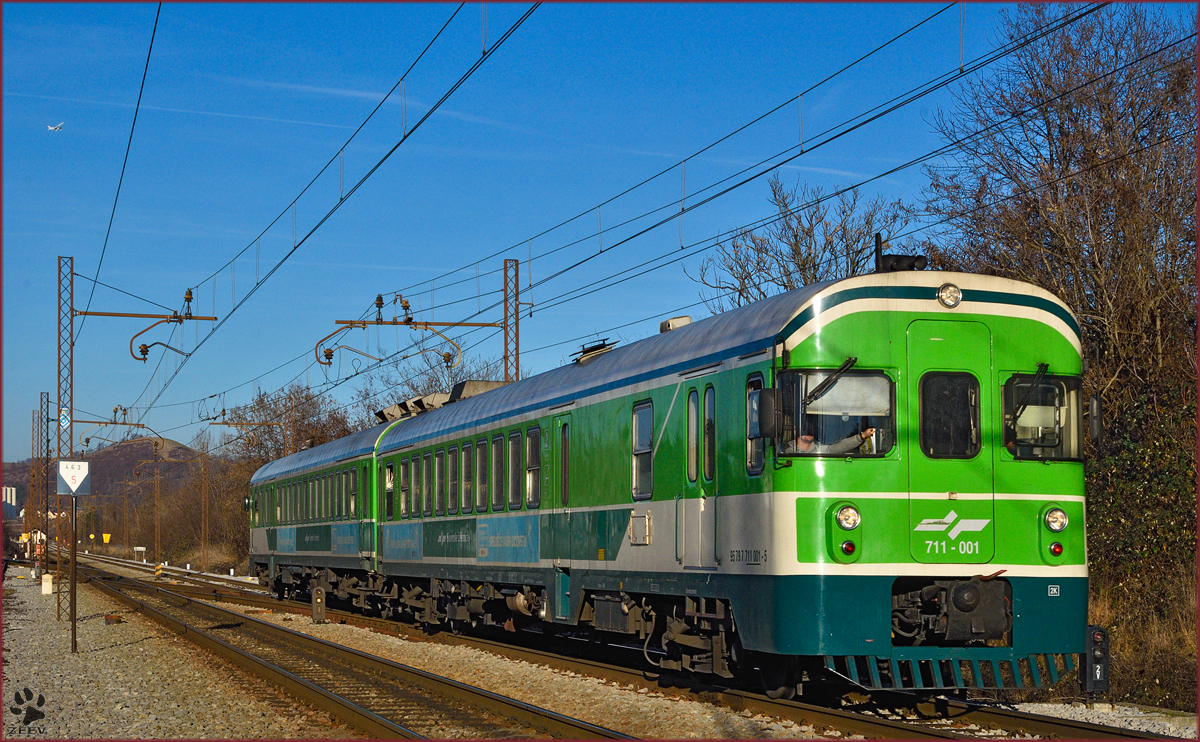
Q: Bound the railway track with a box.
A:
[75,562,630,739]
[65,553,1174,739]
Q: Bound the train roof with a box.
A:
[250,280,831,484]
[250,423,389,485]
[370,280,833,458]
[250,270,1078,484]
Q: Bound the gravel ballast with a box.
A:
[2,571,360,739]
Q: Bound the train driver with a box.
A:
[796,418,876,455]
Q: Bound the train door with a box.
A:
[906,320,996,564]
[681,384,718,569]
[357,461,376,567]
[549,413,573,620]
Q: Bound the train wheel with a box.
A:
[760,656,798,700]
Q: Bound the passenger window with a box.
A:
[508,432,523,510]
[746,376,765,475]
[476,440,489,512]
[350,469,358,519]
[492,435,506,511]
[920,372,981,458]
[400,459,411,518]
[384,464,395,521]
[687,390,699,482]
[436,449,446,516]
[526,428,541,508]
[560,423,570,506]
[632,402,653,499]
[704,386,716,481]
[461,443,473,514]
[423,453,433,516]
[448,447,459,515]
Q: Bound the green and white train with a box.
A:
[248,268,1090,694]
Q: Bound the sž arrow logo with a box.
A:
[914,510,991,539]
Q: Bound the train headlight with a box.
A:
[836,505,861,530]
[937,283,962,308]
[1045,508,1068,532]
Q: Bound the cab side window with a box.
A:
[746,375,765,475]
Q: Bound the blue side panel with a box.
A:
[477,514,540,563]
[330,523,358,556]
[381,522,423,561]
[277,528,296,554]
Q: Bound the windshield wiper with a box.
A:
[804,356,857,405]
[1012,362,1050,423]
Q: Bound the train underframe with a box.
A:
[255,562,1027,698]
[254,561,792,689]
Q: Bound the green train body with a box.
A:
[249,271,1088,692]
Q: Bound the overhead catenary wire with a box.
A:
[128,4,539,420]
[379,2,1102,310]
[129,1,1119,427]
[378,2,961,305]
[130,2,1144,440]
[77,2,163,340]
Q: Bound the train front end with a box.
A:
[767,270,1087,691]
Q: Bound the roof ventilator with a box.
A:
[660,316,693,333]
[573,338,619,364]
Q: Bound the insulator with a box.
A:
[324,348,334,361]
[375,294,384,309]
[184,288,193,303]
[139,343,149,359]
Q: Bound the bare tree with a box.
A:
[919,4,1197,581]
[688,174,914,311]
[920,4,1197,401]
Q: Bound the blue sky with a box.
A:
[2,2,1153,460]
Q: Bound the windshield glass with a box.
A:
[1003,374,1082,460]
[779,370,894,456]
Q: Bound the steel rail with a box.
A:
[69,553,1174,740]
[88,574,421,738]
[82,564,631,740]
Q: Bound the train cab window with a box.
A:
[703,386,716,481]
[384,463,395,521]
[350,469,358,519]
[399,459,410,518]
[423,453,434,517]
[687,390,699,482]
[1003,373,1082,461]
[526,428,541,509]
[492,435,506,511]
[476,440,489,512]
[436,449,446,516]
[632,402,653,499]
[779,370,895,457]
[919,372,981,459]
[461,443,473,514]
[508,431,523,510]
[746,376,765,475]
[447,447,459,515]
